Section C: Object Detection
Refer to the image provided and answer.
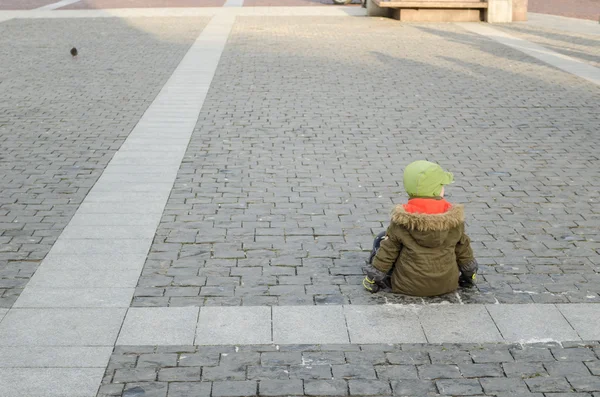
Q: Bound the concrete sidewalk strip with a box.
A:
[557,304,600,340]
[0,367,104,397]
[459,23,600,86]
[117,307,200,345]
[486,304,580,343]
[273,306,350,344]
[13,288,134,308]
[75,201,168,214]
[60,225,157,240]
[68,213,161,226]
[0,309,7,323]
[196,306,272,345]
[418,305,503,343]
[49,239,152,255]
[86,182,176,194]
[0,346,113,368]
[82,190,171,203]
[39,254,146,272]
[344,305,426,344]
[0,309,126,346]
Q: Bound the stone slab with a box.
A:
[49,239,152,255]
[0,368,104,397]
[83,191,171,203]
[75,201,167,214]
[67,213,161,226]
[487,304,580,343]
[117,307,199,345]
[0,346,113,367]
[40,254,146,271]
[419,305,503,343]
[26,269,141,288]
[196,306,271,345]
[87,182,176,193]
[557,304,600,340]
[14,288,134,308]
[273,306,349,344]
[60,225,157,240]
[344,305,426,344]
[0,308,126,346]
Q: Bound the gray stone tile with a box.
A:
[118,307,199,345]
[67,213,161,226]
[344,305,426,344]
[0,308,126,346]
[487,304,580,342]
[40,254,146,271]
[14,288,134,308]
[273,306,349,344]
[89,182,175,193]
[26,269,141,288]
[60,225,157,240]
[96,172,177,184]
[83,190,171,203]
[0,368,104,397]
[0,346,112,367]
[557,304,600,340]
[0,309,7,323]
[75,201,167,214]
[419,305,503,343]
[196,306,271,345]
[49,239,152,255]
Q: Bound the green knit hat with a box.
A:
[403,160,454,198]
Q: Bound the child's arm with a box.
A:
[455,227,478,284]
[372,224,403,274]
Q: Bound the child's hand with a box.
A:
[459,272,476,288]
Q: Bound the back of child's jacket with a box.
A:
[372,199,474,297]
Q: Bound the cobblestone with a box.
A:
[130,17,600,307]
[0,17,208,308]
[98,342,600,396]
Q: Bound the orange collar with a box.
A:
[403,198,452,214]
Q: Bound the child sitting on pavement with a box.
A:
[363,160,478,296]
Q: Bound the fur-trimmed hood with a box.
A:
[391,204,464,232]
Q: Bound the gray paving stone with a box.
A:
[418,364,462,379]
[348,379,391,395]
[118,307,199,345]
[39,254,146,271]
[166,382,212,397]
[258,379,304,396]
[525,376,573,392]
[14,287,134,308]
[0,346,113,368]
[114,368,158,383]
[0,368,105,397]
[557,304,600,340]
[25,269,141,288]
[344,305,425,344]
[273,306,349,344]
[212,380,257,397]
[419,305,503,343]
[436,378,483,395]
[332,364,377,380]
[487,304,580,342]
[196,306,271,345]
[123,382,167,397]
[158,367,201,382]
[0,308,125,346]
[304,379,348,396]
[568,376,600,392]
[390,379,438,396]
[137,354,178,368]
[289,364,332,379]
[458,363,505,378]
[49,239,152,255]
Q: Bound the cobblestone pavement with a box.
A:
[0,17,209,308]
[498,24,600,69]
[0,0,57,9]
[529,0,599,21]
[98,341,600,396]
[132,17,600,308]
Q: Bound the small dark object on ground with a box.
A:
[70,47,78,57]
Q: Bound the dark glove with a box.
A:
[363,267,390,293]
[459,272,476,288]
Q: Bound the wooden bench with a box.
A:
[367,0,489,22]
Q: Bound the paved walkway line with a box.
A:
[35,0,82,10]
[459,23,600,86]
[0,6,365,19]
[0,12,235,397]
[111,304,600,346]
[526,12,600,36]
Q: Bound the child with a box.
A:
[363,160,478,296]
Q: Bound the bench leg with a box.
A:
[486,0,513,22]
[366,0,391,18]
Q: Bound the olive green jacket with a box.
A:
[372,204,475,297]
